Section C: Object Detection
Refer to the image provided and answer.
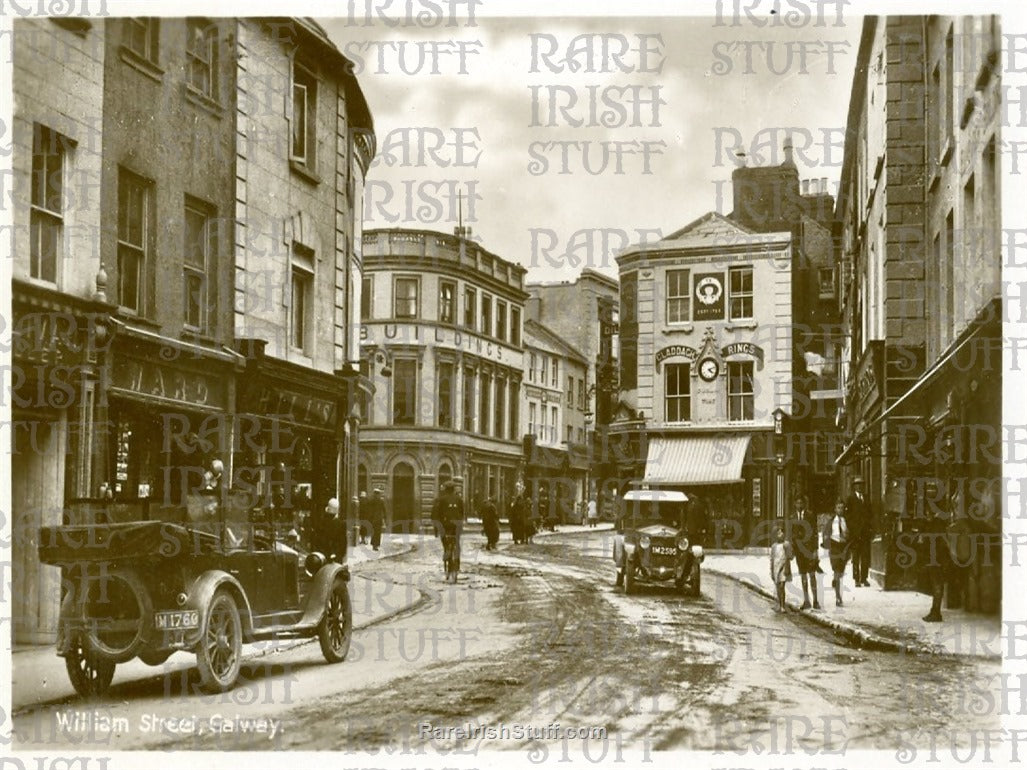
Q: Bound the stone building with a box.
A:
[835,16,1000,610]
[9,17,374,644]
[358,228,527,525]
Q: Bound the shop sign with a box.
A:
[254,386,336,429]
[721,342,765,368]
[848,342,882,413]
[654,345,698,369]
[361,323,511,362]
[752,477,762,518]
[111,357,219,408]
[693,273,725,321]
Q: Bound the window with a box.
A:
[963,173,976,263]
[529,352,537,383]
[462,366,475,432]
[479,370,491,436]
[495,300,507,341]
[945,25,954,150]
[508,381,519,440]
[30,125,65,284]
[437,361,455,429]
[666,269,690,323]
[464,287,476,329]
[439,280,456,324]
[566,424,572,443]
[117,169,149,313]
[814,434,835,475]
[944,209,955,346]
[394,276,419,319]
[183,201,215,332]
[729,267,753,320]
[186,18,217,100]
[930,62,942,164]
[290,245,314,352]
[578,379,585,410]
[541,355,548,385]
[551,356,559,387]
[818,267,835,299]
[510,306,521,346]
[665,363,691,422]
[480,294,492,336]
[361,275,373,320]
[550,406,558,443]
[124,18,159,64]
[392,359,417,425]
[529,402,538,438]
[291,59,317,168]
[567,375,574,406]
[728,361,755,422]
[494,378,505,437]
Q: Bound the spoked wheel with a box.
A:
[318,577,352,663]
[195,590,242,693]
[65,636,116,698]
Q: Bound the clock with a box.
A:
[698,357,719,382]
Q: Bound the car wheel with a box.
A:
[318,577,352,663]
[689,563,702,597]
[81,568,152,664]
[65,636,116,698]
[195,589,242,693]
[624,564,636,595]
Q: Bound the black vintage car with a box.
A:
[611,489,703,596]
[38,492,352,698]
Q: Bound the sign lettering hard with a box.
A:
[254,386,336,428]
[693,273,725,321]
[654,345,699,367]
[361,323,509,363]
[721,342,765,368]
[112,357,215,407]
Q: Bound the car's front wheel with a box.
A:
[65,636,116,699]
[195,589,242,693]
[318,577,352,663]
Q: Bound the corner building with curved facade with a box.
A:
[358,229,527,527]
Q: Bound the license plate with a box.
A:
[155,610,199,630]
[652,546,676,555]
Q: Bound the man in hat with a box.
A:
[319,497,347,564]
[357,490,368,543]
[432,481,465,583]
[366,487,387,551]
[846,476,872,587]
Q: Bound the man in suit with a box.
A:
[366,488,387,551]
[319,497,347,563]
[846,477,872,587]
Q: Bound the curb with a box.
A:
[705,566,944,656]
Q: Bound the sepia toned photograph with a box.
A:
[1,1,1020,767]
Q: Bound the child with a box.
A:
[769,525,793,612]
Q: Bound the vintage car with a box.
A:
[612,489,703,596]
[38,492,352,698]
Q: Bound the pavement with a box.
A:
[10,537,414,712]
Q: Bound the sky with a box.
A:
[323,10,862,283]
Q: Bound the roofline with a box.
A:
[363,227,528,279]
[836,16,879,222]
[523,318,589,364]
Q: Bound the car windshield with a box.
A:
[623,499,684,529]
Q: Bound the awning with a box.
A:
[643,435,751,485]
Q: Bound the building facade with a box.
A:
[836,15,1001,610]
[358,228,527,525]
[612,213,794,547]
[522,319,589,521]
[10,17,373,644]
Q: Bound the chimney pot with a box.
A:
[801,179,809,195]
[820,177,828,194]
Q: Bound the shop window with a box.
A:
[124,18,159,64]
[290,245,314,353]
[186,18,217,100]
[665,363,691,422]
[462,366,475,432]
[392,359,417,425]
[117,168,150,314]
[439,279,456,324]
[495,300,507,341]
[183,199,216,333]
[30,125,66,285]
[508,380,519,440]
[666,269,690,323]
[510,306,521,346]
[480,294,492,336]
[437,360,455,429]
[463,286,476,329]
[361,275,373,320]
[728,361,755,422]
[479,370,491,436]
[394,276,420,319]
[494,378,505,437]
[729,266,753,321]
[291,58,317,170]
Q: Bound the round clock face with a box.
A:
[699,358,719,382]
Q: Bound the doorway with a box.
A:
[392,462,415,529]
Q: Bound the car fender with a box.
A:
[299,562,349,627]
[183,570,256,646]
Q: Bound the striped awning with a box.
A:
[643,435,751,485]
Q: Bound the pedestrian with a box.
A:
[918,500,952,623]
[769,525,793,612]
[823,500,850,607]
[790,494,821,610]
[357,490,368,544]
[432,481,465,583]
[481,496,499,550]
[586,498,598,528]
[846,476,872,586]
[319,497,347,564]
[509,486,528,544]
[366,487,386,551]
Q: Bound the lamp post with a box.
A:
[773,407,787,520]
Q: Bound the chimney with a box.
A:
[734,150,747,167]
[782,137,794,167]
[820,177,828,194]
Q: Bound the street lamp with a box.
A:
[374,349,392,378]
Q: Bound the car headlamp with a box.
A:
[639,535,651,550]
[677,536,690,551]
